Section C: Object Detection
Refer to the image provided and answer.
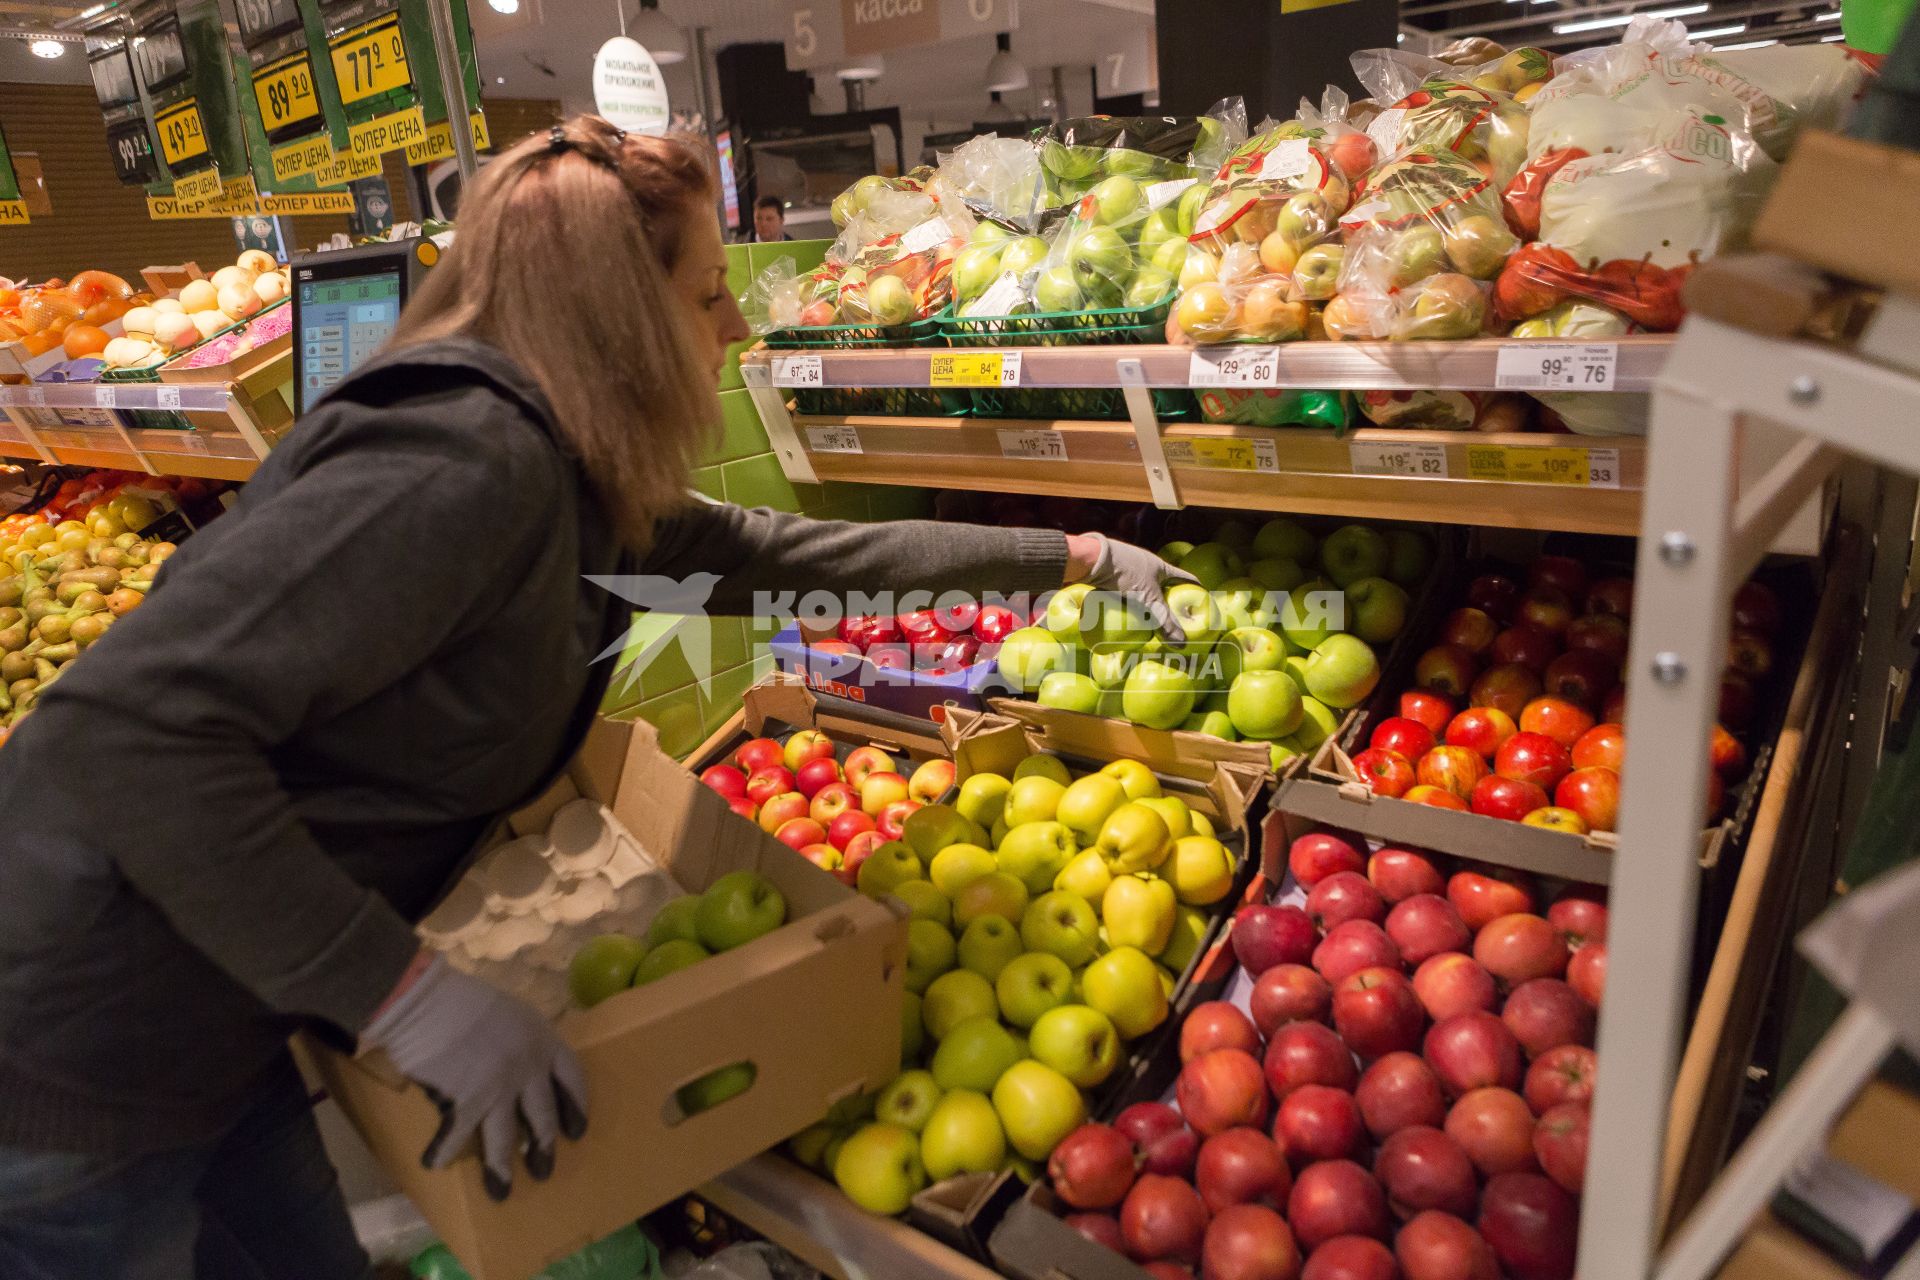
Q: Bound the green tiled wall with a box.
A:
[603,237,933,751]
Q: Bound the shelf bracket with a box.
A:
[1118,357,1180,510]
[101,409,158,476]
[741,362,821,487]
[224,395,274,463]
[3,403,56,465]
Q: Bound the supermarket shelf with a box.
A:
[0,364,288,481]
[741,336,1674,391]
[0,420,263,481]
[794,413,1647,535]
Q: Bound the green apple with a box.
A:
[1178,542,1246,591]
[633,937,709,984]
[1213,519,1254,548]
[1030,1004,1120,1088]
[953,773,1011,830]
[1094,802,1174,875]
[1217,626,1288,683]
[923,969,1000,1040]
[999,235,1050,280]
[1228,669,1305,740]
[1090,175,1144,225]
[1151,234,1188,276]
[1088,647,1135,691]
[996,951,1073,1028]
[1253,517,1316,565]
[1036,671,1102,715]
[901,990,925,1065]
[1280,579,1342,651]
[1189,810,1216,839]
[1122,659,1198,731]
[1318,523,1392,587]
[1020,891,1101,966]
[1157,539,1195,563]
[1079,591,1156,655]
[1056,774,1129,844]
[696,870,787,952]
[1125,267,1176,310]
[1103,873,1177,954]
[1136,795,1192,841]
[1266,741,1300,771]
[1069,226,1134,295]
[867,274,915,326]
[1034,266,1085,314]
[991,818,1010,847]
[997,821,1077,894]
[1177,180,1207,235]
[823,1132,851,1176]
[568,934,647,1008]
[992,1060,1089,1160]
[930,843,998,898]
[833,1122,927,1215]
[857,842,925,898]
[1082,946,1170,1040]
[827,1088,877,1128]
[1345,576,1410,644]
[956,911,1025,982]
[891,880,952,928]
[996,627,1069,692]
[953,871,1030,930]
[1043,582,1094,635]
[906,919,958,994]
[1162,582,1224,656]
[1097,687,1127,720]
[877,1069,944,1133]
[1137,206,1181,258]
[903,804,987,863]
[789,1122,838,1171]
[1004,775,1067,827]
[1054,849,1114,906]
[1014,754,1072,786]
[1286,696,1342,754]
[1098,758,1162,800]
[952,245,1004,302]
[920,1088,1007,1181]
[646,897,703,947]
[1303,633,1382,709]
[1182,709,1239,739]
[1248,557,1309,594]
[1281,653,1313,694]
[971,221,1012,247]
[1159,904,1211,974]
[1211,579,1265,633]
[1386,529,1434,587]
[1389,224,1447,285]
[930,1015,1024,1093]
[1168,835,1234,905]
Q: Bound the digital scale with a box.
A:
[290,237,437,415]
[84,27,161,187]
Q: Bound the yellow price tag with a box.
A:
[404,112,490,166]
[271,132,335,183]
[171,166,220,202]
[347,104,426,158]
[330,14,411,105]
[260,190,357,215]
[929,352,1019,387]
[1179,437,1279,473]
[0,200,27,226]
[155,100,209,167]
[253,51,321,130]
[1465,445,1594,486]
[311,145,382,185]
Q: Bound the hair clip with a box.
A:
[548,125,568,152]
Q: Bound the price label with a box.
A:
[964,270,1025,319]
[1495,343,1618,391]
[1188,346,1280,387]
[330,14,411,105]
[253,51,321,130]
[998,428,1066,461]
[1166,437,1280,473]
[171,166,220,202]
[1255,139,1311,181]
[1466,445,1610,487]
[1586,447,1622,489]
[805,425,862,455]
[156,386,182,410]
[25,388,45,407]
[1146,177,1197,210]
[931,352,1021,387]
[900,216,953,255]
[347,104,427,158]
[1366,108,1407,154]
[155,100,209,167]
[771,354,824,387]
[1349,441,1449,478]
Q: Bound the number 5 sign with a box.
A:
[784,0,1015,70]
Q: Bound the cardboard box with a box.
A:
[986,695,1316,786]
[306,717,909,1280]
[770,624,1005,725]
[686,671,950,773]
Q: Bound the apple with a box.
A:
[1303,1236,1396,1280]
[907,759,956,807]
[1180,541,1248,592]
[997,951,1074,1028]
[1396,1211,1498,1280]
[859,771,911,817]
[1469,664,1544,721]
[876,800,923,843]
[809,781,857,826]
[1163,904,1211,975]
[1289,833,1364,887]
[1503,978,1595,1058]
[1064,1212,1125,1253]
[1288,1160,1388,1250]
[1385,894,1470,965]
[1547,890,1608,949]
[1399,690,1456,738]
[1049,1122,1137,1210]
[695,870,787,952]
[1196,1126,1292,1212]
[1227,668,1304,739]
[956,915,1024,983]
[1084,946,1170,1039]
[567,934,646,1008]
[1169,836,1234,906]
[783,730,835,774]
[1564,612,1629,667]
[1056,774,1129,845]
[1571,722,1625,773]
[1516,587,1575,636]
[1122,1174,1210,1265]
[699,765,749,800]
[1554,767,1620,833]
[877,1068,944,1133]
[1441,608,1499,656]
[1346,577,1410,645]
[1413,953,1498,1022]
[1006,774,1068,827]
[1096,804,1175,876]
[895,881,951,929]
[999,822,1078,894]
[1414,746,1488,801]
[1531,1101,1588,1195]
[1377,1125,1479,1218]
[954,871,1028,929]
[1404,786,1469,812]
[1524,1045,1597,1114]
[746,766,797,806]
[1276,1086,1366,1171]
[1369,848,1446,903]
[1424,1010,1523,1096]
[1177,1047,1271,1138]
[896,608,953,646]
[735,736,784,774]
[994,1059,1088,1161]
[1445,707,1518,760]
[1522,807,1589,835]
[926,842,994,899]
[1466,573,1523,621]
[1477,1172,1578,1280]
[1368,718,1434,764]
[1033,670,1100,715]
[1019,891,1099,967]
[1541,650,1616,712]
[1414,646,1478,700]
[1470,774,1549,823]
[997,627,1070,692]
[1350,748,1414,799]
[1474,913,1568,987]
[1180,1001,1263,1066]
[973,604,1022,645]
[1314,921,1402,985]
[727,797,758,824]
[1356,1051,1447,1140]
[774,817,828,852]
[1203,1204,1302,1280]
[930,1015,1023,1092]
[1307,872,1386,932]
[1710,724,1746,779]
[839,830,886,886]
[1334,967,1424,1060]
[1519,697,1595,752]
[1264,1020,1359,1100]
[756,793,807,835]
[920,1088,1007,1181]
[1490,625,1560,673]
[1319,525,1390,588]
[1250,963,1333,1034]
[832,1122,927,1215]
[1728,627,1774,680]
[1232,903,1318,976]
[1494,732,1572,791]
[1445,1088,1539,1177]
[822,809,876,854]
[1733,579,1782,635]
[1568,942,1606,1006]
[1304,635,1382,710]
[1031,1003,1122,1088]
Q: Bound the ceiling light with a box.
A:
[1553,4,1706,33]
[838,57,882,81]
[629,0,685,64]
[1819,30,1844,39]
[494,75,506,84]
[487,0,517,11]
[1692,22,1747,36]
[28,38,64,57]
[984,32,1026,93]
[1714,36,1778,46]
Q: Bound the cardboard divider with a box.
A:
[306,716,909,1280]
[685,671,951,774]
[985,696,1301,785]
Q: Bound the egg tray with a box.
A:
[765,307,966,418]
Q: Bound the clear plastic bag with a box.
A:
[744,209,967,334]
[1196,387,1352,428]
[936,134,1044,231]
[1352,45,1544,187]
[1356,388,1528,431]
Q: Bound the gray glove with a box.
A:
[361,956,588,1200]
[1084,533,1200,645]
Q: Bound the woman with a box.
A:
[0,118,1185,1279]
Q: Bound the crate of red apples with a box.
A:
[991,818,1606,1280]
[771,599,1029,723]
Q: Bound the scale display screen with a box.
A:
[295,268,403,413]
[87,44,139,110]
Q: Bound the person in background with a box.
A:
[754,194,790,242]
[0,116,1188,1280]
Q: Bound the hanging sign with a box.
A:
[592,37,670,136]
[0,122,28,225]
[785,0,1014,71]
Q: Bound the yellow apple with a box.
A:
[1103,873,1176,954]
[1168,835,1235,905]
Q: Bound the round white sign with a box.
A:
[592,36,670,136]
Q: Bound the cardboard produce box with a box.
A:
[305,717,909,1280]
[987,695,1310,786]
[770,623,1006,725]
[686,670,950,774]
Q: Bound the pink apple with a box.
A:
[842,745,896,790]
[745,766,796,806]
[756,792,809,835]
[1333,967,1424,1060]
[1385,894,1470,966]
[809,782,858,826]
[793,756,843,799]
[858,771,910,816]
[1289,833,1365,887]
[773,817,827,851]
[1424,1012,1523,1097]
[699,765,748,800]
[1412,953,1498,1023]
[1306,872,1386,932]
[1232,904,1317,977]
[798,843,841,872]
[1249,964,1333,1035]
[1276,1084,1364,1166]
[1312,921,1401,986]
[1368,847,1446,904]
[876,798,922,842]
[907,758,956,805]
[734,736,784,775]
[782,729,835,774]
[1356,1051,1447,1140]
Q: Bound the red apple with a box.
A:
[1122,1174,1210,1265]
[1489,625,1560,674]
[1415,645,1479,700]
[1445,706,1518,758]
[1413,954,1498,1022]
[1493,732,1572,791]
[1440,608,1499,655]
[973,604,1021,643]
[734,736,785,774]
[1352,748,1416,799]
[1710,724,1747,779]
[1570,722,1624,772]
[1399,690,1457,738]
[798,843,841,872]
[935,598,981,634]
[1501,979,1595,1058]
[1333,967,1425,1060]
[1541,650,1616,712]
[810,782,858,826]
[782,730,836,774]
[1307,872,1386,931]
[1515,587,1574,636]
[1313,921,1402,986]
[1567,942,1606,1006]
[727,796,759,823]
[1733,580,1782,636]
[1371,717,1437,762]
[1050,1123,1138,1210]
[1065,1212,1125,1252]
[1404,786,1470,812]
[1397,1210,1498,1280]
[1277,1084,1365,1165]
[1469,664,1544,721]
[1117,1102,1200,1179]
[837,615,876,648]
[1474,914,1568,986]
[1366,848,1444,904]
[859,771,911,816]
[745,766,797,806]
[1203,1204,1301,1280]
[1250,964,1334,1034]
[1718,671,1756,730]
[1524,1044,1596,1113]
[1386,894,1471,965]
[1196,1127,1292,1213]
[1415,746,1488,802]
[1564,613,1629,667]
[895,608,953,646]
[1145,1264,1195,1280]
[875,798,922,842]
[1356,1051,1447,1140]
[1469,775,1549,823]
[920,633,981,673]
[1477,1172,1577,1280]
[838,830,885,886]
[1233,904,1319,977]
[1546,889,1607,948]
[756,792,809,835]
[1519,698,1595,751]
[867,643,911,671]
[1553,766,1619,833]
[1264,1021,1360,1100]
[1466,574,1523,622]
[1178,1048,1271,1137]
[1424,1011,1523,1096]
[1445,1088,1539,1177]
[1447,866,1538,930]
[825,807,876,851]
[1289,1161,1388,1250]
[1528,555,1588,600]
[1728,627,1774,680]
[1290,834,1365,888]
[700,764,749,800]
[1376,1125,1479,1218]
[773,817,827,851]
[1303,1236,1395,1280]
[1532,1102,1589,1194]
[1182,1002,1263,1064]
[841,745,895,790]
[1585,575,1635,620]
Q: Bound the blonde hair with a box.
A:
[390,115,721,549]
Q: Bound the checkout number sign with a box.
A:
[330,14,411,105]
[253,51,322,130]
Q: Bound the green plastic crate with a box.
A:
[969,385,1194,422]
[99,364,191,431]
[938,292,1176,348]
[764,308,965,417]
